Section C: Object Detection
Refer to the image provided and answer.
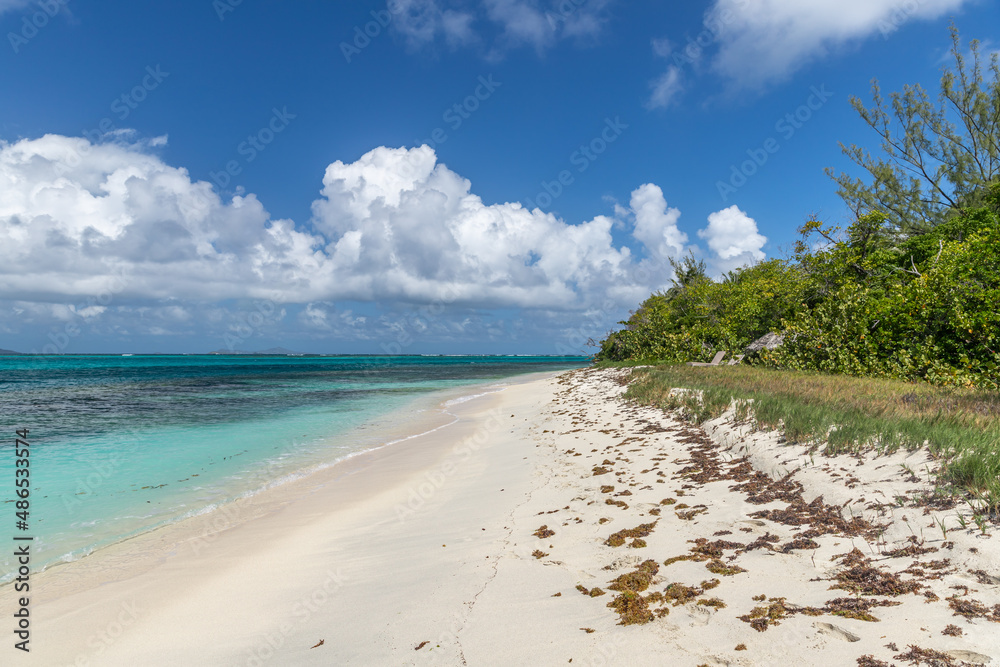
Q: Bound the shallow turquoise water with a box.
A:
[0,355,587,580]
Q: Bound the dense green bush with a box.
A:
[765,191,1000,389]
[598,187,999,389]
[596,258,804,364]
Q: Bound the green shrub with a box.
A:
[767,218,1000,389]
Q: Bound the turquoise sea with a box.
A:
[0,355,587,582]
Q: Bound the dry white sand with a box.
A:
[3,367,998,666]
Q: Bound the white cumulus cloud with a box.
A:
[697,205,766,274]
[707,0,972,88]
[310,144,646,307]
[0,134,320,303]
[628,183,687,261]
[0,135,693,313]
[0,134,768,347]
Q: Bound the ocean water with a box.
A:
[0,355,587,581]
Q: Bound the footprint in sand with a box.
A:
[690,605,713,626]
[813,622,860,642]
[697,657,732,667]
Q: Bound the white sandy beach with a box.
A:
[3,368,998,666]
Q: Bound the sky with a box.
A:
[0,0,997,355]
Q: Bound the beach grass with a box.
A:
[619,364,1000,512]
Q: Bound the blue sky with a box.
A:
[0,0,997,354]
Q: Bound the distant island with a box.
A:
[208,347,305,355]
[0,348,23,355]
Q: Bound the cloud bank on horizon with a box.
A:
[0,134,764,345]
